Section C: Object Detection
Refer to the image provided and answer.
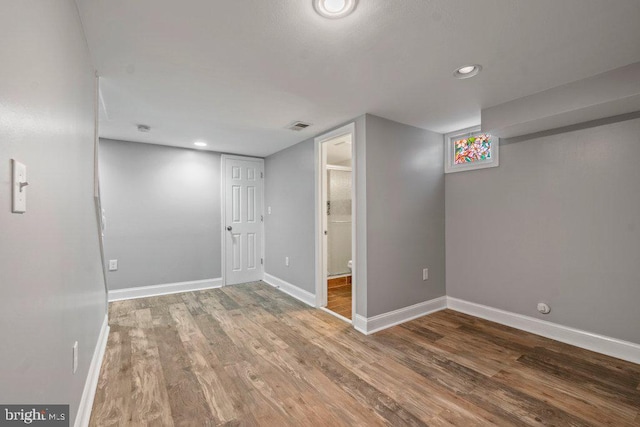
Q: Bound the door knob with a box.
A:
[227,226,233,231]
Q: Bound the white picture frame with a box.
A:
[444,125,499,173]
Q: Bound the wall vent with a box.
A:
[286,121,312,131]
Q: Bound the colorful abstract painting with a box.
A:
[454,133,492,165]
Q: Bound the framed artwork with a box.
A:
[444,126,499,173]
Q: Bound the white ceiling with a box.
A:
[76,0,640,157]
[326,134,353,166]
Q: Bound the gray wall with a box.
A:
[0,1,106,424]
[446,117,640,344]
[264,115,367,308]
[264,114,446,318]
[264,138,316,293]
[365,115,446,317]
[99,139,222,290]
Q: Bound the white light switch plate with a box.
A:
[12,159,27,213]
[72,341,78,374]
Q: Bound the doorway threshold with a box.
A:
[320,306,352,324]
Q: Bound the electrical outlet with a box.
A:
[108,259,118,271]
[72,341,78,374]
[422,268,429,281]
[267,206,272,214]
[537,302,551,314]
[285,256,289,267]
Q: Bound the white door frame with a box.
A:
[220,154,265,286]
[314,122,357,323]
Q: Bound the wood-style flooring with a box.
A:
[326,275,352,320]
[90,282,640,426]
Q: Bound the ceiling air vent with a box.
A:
[286,121,312,131]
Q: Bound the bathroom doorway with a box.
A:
[315,123,355,323]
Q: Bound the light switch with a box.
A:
[11,159,27,213]
[72,341,79,374]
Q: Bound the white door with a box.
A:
[223,156,264,285]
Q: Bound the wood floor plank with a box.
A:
[448,310,640,379]
[154,323,214,426]
[399,320,444,342]
[168,303,238,424]
[191,313,245,367]
[89,327,132,427]
[262,320,429,426]
[395,326,521,377]
[327,282,352,319]
[181,291,207,316]
[92,282,640,426]
[372,329,590,425]
[492,365,639,425]
[129,328,174,426]
[517,353,640,408]
[529,345,640,391]
[214,289,242,311]
[265,348,387,425]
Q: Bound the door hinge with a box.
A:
[260,172,263,178]
[261,215,264,222]
[261,258,263,265]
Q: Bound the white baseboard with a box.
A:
[74,314,110,427]
[353,314,368,334]
[263,273,316,307]
[447,297,640,365]
[354,296,448,335]
[108,278,223,302]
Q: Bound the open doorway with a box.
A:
[315,123,355,323]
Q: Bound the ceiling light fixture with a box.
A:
[314,0,357,19]
[194,141,207,147]
[454,64,482,79]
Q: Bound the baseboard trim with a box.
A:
[447,297,640,365]
[353,314,368,334]
[354,296,448,335]
[263,273,316,307]
[108,278,223,302]
[74,314,109,427]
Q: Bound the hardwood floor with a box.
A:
[90,282,640,426]
[327,276,352,319]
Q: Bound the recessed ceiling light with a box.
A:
[194,141,207,147]
[314,0,357,19]
[454,64,482,79]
